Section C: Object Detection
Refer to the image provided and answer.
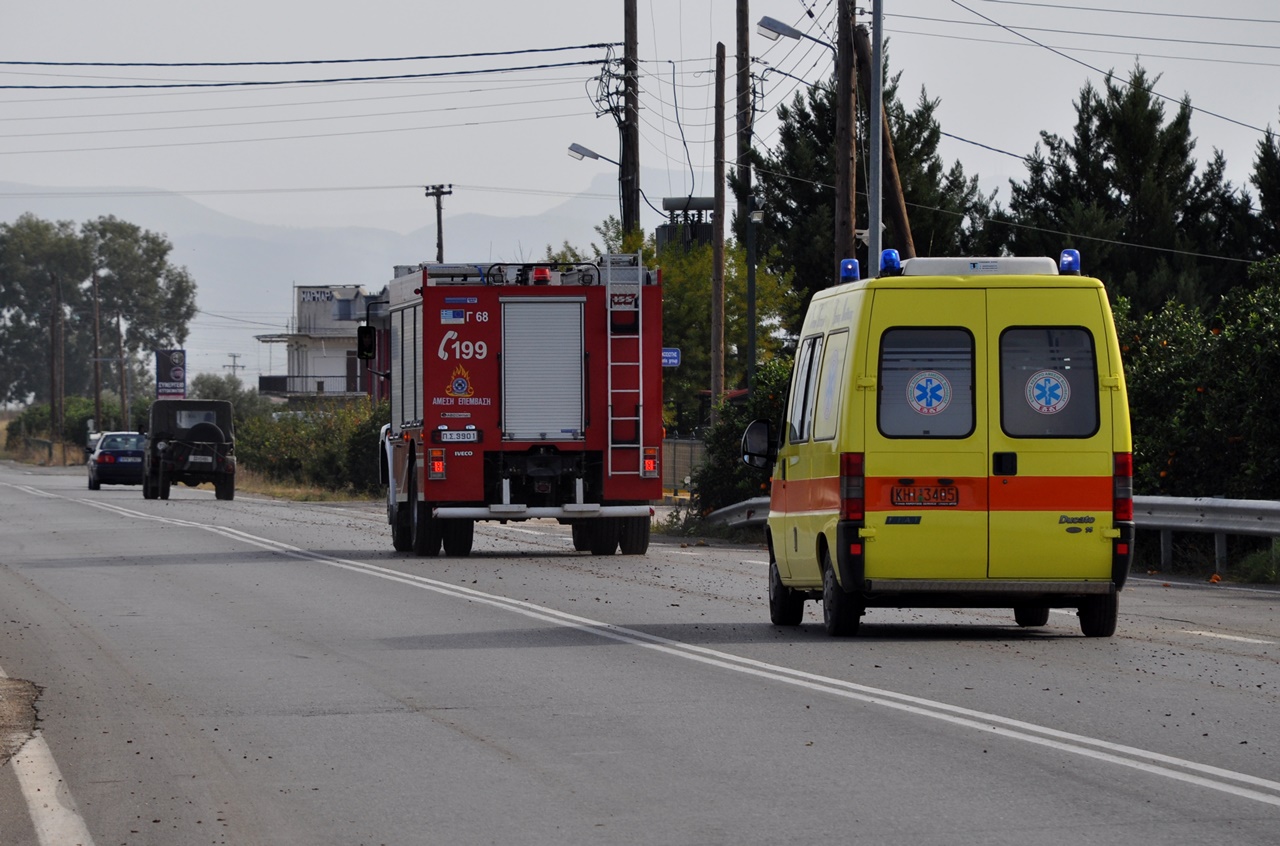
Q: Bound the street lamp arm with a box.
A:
[757,16,837,57]
[567,142,619,166]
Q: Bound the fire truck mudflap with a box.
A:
[366,254,663,558]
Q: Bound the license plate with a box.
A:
[119,456,141,463]
[439,430,478,442]
[891,485,959,507]
[188,455,214,463]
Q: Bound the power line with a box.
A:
[0,59,611,91]
[0,44,623,69]
[973,0,1280,26]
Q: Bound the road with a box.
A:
[1,460,1277,846]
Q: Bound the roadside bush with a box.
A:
[690,357,792,513]
[235,398,386,495]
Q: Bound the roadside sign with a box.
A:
[662,348,681,367]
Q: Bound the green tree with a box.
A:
[1252,128,1280,256]
[189,372,275,423]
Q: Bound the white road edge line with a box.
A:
[0,666,97,846]
[53,494,1280,809]
[1182,630,1275,645]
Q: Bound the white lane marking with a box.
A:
[0,665,97,846]
[38,494,1280,808]
[1182,630,1275,645]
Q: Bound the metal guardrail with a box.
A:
[707,494,1280,573]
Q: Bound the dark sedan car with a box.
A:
[88,432,146,490]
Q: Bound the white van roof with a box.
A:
[900,256,1059,276]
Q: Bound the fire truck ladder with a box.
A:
[605,255,646,477]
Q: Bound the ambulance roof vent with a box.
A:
[900,256,1059,277]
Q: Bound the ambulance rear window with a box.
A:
[1000,327,1099,438]
[878,328,975,438]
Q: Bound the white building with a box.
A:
[256,285,376,399]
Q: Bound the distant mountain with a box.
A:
[0,179,635,381]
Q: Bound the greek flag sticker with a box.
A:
[1026,370,1070,414]
[440,309,466,325]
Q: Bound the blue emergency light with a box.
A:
[840,258,860,282]
[880,249,902,276]
[1059,249,1082,275]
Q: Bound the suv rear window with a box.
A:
[1000,327,1099,438]
[878,328,975,438]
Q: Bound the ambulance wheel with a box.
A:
[1014,605,1050,627]
[822,551,860,637]
[410,499,442,557]
[571,522,591,552]
[442,519,474,557]
[619,516,650,555]
[768,559,804,626]
[589,518,619,555]
[1079,592,1118,638]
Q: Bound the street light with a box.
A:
[757,4,857,284]
[567,142,619,166]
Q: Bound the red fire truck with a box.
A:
[360,254,663,557]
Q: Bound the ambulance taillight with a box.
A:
[1113,452,1133,523]
[841,452,865,522]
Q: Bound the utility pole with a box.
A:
[735,0,753,229]
[711,43,726,427]
[49,272,64,455]
[424,184,453,263]
[224,352,245,377]
[118,314,129,430]
[854,23,916,260]
[621,0,641,236]
[92,269,102,431]
[834,0,858,282]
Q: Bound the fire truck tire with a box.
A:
[618,516,650,555]
[391,498,412,552]
[442,519,474,556]
[410,500,442,557]
[571,522,591,552]
[588,518,619,555]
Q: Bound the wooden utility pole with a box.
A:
[92,269,102,430]
[424,184,453,263]
[621,0,641,236]
[711,43,726,426]
[854,24,916,259]
[49,272,64,453]
[834,0,858,281]
[735,0,753,227]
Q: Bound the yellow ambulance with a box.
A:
[742,250,1133,637]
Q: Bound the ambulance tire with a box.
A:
[1078,592,1118,638]
[589,518,619,556]
[768,559,804,626]
[442,519,474,557]
[822,551,861,637]
[571,522,591,552]
[410,499,442,557]
[1014,605,1050,627]
[619,516,650,555]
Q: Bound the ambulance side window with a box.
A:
[812,330,849,442]
[786,335,824,444]
[1000,327,1099,438]
[878,328,975,438]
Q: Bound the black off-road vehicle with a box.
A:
[142,399,237,501]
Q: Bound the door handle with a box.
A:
[993,452,1018,476]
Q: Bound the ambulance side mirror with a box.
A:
[356,325,377,361]
[741,419,777,470]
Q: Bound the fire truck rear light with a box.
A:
[841,452,865,522]
[532,267,552,284]
[641,447,659,478]
[428,448,446,480]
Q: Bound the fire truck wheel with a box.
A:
[588,518,619,555]
[571,522,591,552]
[410,500,442,557]
[618,516,650,555]
[442,519,474,556]
[391,498,412,552]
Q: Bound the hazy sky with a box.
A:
[4,0,1279,378]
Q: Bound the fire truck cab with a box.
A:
[368,254,663,557]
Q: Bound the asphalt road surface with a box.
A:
[1,460,1278,846]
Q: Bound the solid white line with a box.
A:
[0,666,96,846]
[31,489,1280,808]
[1182,630,1274,645]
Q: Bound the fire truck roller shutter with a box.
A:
[502,299,585,441]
